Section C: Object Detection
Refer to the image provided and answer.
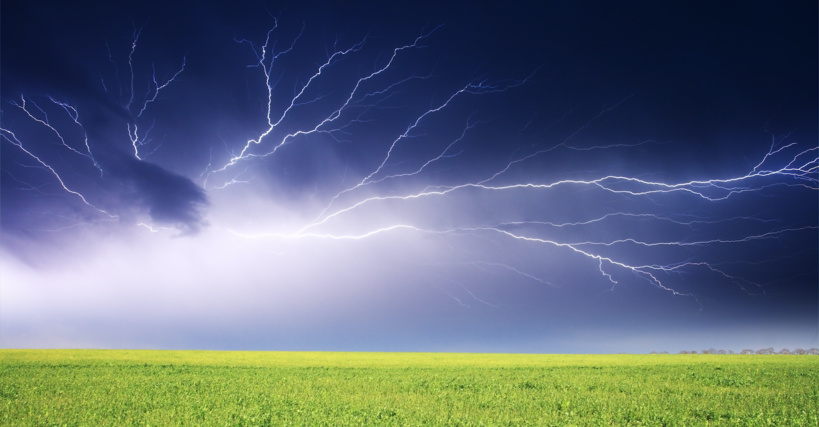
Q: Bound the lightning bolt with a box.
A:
[0,129,115,219]
[3,18,815,308]
[8,96,102,173]
[281,133,812,299]
[1,27,186,231]
[193,21,818,303]
[123,27,186,160]
[207,23,453,183]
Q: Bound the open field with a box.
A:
[1,350,817,425]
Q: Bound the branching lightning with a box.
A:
[1,27,186,229]
[2,19,816,308]
[206,23,450,180]
[122,27,186,160]
[0,128,115,219]
[8,96,101,172]
[205,21,816,299]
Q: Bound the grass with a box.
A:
[1,350,817,425]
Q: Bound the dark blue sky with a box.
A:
[1,0,817,352]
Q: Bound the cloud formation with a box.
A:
[111,156,208,233]
[1,1,816,352]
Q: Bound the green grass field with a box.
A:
[1,350,817,425]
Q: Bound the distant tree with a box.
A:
[717,349,726,355]
[807,348,819,355]
[691,350,698,354]
[679,350,690,354]
[794,348,806,355]
[756,347,774,355]
[740,349,754,355]
[778,348,792,355]
[727,350,735,355]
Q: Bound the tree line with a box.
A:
[649,348,819,355]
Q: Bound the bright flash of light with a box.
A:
[1,17,816,320]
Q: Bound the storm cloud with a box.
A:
[1,1,816,352]
[110,156,208,233]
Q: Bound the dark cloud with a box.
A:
[0,1,133,121]
[0,1,815,352]
[111,157,208,233]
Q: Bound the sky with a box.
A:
[1,0,817,353]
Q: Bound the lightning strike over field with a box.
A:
[1,2,816,353]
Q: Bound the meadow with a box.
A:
[1,350,817,425]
